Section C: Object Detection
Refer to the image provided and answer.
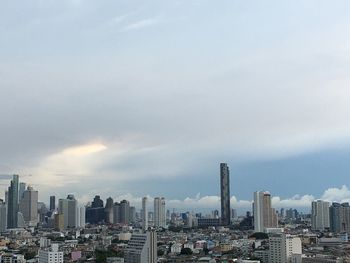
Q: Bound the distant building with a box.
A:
[58,194,78,229]
[38,243,64,263]
[0,200,7,232]
[254,191,278,232]
[220,163,230,225]
[50,196,56,211]
[19,182,26,200]
[330,202,350,233]
[142,197,148,231]
[105,197,114,223]
[124,231,157,263]
[19,185,38,226]
[7,175,19,229]
[311,200,330,231]
[154,197,166,228]
[54,213,64,231]
[120,200,130,224]
[92,195,104,208]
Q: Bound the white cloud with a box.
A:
[321,185,350,203]
[121,18,160,31]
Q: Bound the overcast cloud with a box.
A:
[1,0,350,209]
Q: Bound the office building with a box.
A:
[254,191,278,232]
[330,202,350,233]
[220,163,230,225]
[311,200,330,231]
[269,233,302,263]
[50,196,56,211]
[7,174,19,229]
[124,231,157,263]
[38,243,64,263]
[58,194,78,229]
[92,195,104,208]
[120,200,130,224]
[19,182,26,200]
[105,197,114,224]
[142,197,148,231]
[113,202,121,224]
[19,186,38,226]
[154,197,166,228]
[0,200,7,232]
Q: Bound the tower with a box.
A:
[154,197,166,228]
[220,163,230,225]
[7,174,19,229]
[142,197,148,231]
[19,185,38,226]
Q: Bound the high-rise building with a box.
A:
[124,231,157,263]
[50,196,56,211]
[19,182,26,200]
[113,202,121,224]
[105,197,114,224]
[91,195,104,208]
[120,200,130,224]
[79,206,85,228]
[7,174,19,229]
[19,186,38,226]
[38,243,64,263]
[0,200,7,232]
[220,163,230,225]
[154,197,166,228]
[254,191,278,232]
[129,206,136,223]
[330,202,350,233]
[311,200,330,231]
[58,194,78,229]
[142,197,148,231]
[269,233,302,263]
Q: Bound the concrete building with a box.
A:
[58,194,78,229]
[220,163,230,225]
[7,175,19,229]
[142,197,148,231]
[154,197,166,228]
[0,200,6,232]
[329,202,350,233]
[120,200,130,224]
[124,231,157,263]
[19,182,26,200]
[50,196,56,211]
[38,243,64,263]
[19,186,38,226]
[254,191,278,232]
[105,197,114,224]
[269,233,302,263]
[311,200,330,231]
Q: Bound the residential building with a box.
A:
[220,163,230,225]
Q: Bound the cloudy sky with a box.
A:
[1,0,350,211]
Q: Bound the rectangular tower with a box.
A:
[7,174,19,229]
[220,163,230,225]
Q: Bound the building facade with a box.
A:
[220,163,230,226]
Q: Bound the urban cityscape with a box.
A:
[2,0,350,262]
[0,163,348,262]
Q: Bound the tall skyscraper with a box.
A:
[7,174,19,229]
[113,202,121,224]
[254,191,278,232]
[19,182,26,200]
[105,197,114,224]
[220,163,230,225]
[330,202,350,233]
[50,196,56,211]
[124,231,157,263]
[154,197,166,228]
[311,200,330,231]
[91,195,104,208]
[120,200,130,224]
[142,197,148,231]
[0,200,7,232]
[19,186,38,226]
[58,194,78,229]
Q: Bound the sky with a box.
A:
[2,0,350,212]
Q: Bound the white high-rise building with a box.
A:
[0,200,7,232]
[19,186,38,226]
[38,243,64,263]
[154,197,166,228]
[124,231,157,263]
[58,194,78,229]
[79,206,86,228]
[269,233,302,263]
[253,191,278,232]
[142,197,148,231]
[311,200,330,231]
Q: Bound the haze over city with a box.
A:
[2,0,350,211]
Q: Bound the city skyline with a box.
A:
[2,1,350,211]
